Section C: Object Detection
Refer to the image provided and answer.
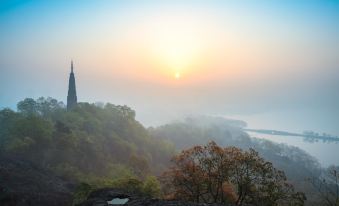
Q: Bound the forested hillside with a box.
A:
[149,116,329,205]
[149,116,321,178]
[0,97,174,184]
[1,98,338,206]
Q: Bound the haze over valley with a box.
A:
[1,1,338,206]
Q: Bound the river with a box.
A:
[246,131,339,167]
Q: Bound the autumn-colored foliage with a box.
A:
[162,141,306,206]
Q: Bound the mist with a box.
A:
[1,1,338,136]
[1,1,339,205]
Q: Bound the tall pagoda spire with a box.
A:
[67,60,77,110]
[71,60,74,73]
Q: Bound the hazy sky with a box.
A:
[1,0,338,135]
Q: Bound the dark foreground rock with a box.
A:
[0,155,75,206]
[79,188,236,206]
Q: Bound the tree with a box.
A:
[162,141,305,206]
[162,145,208,203]
[142,175,161,198]
[227,148,305,206]
[129,154,150,178]
[308,166,339,206]
[36,97,65,117]
[17,98,38,116]
[0,108,19,149]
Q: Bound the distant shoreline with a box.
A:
[244,128,339,142]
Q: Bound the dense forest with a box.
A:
[0,97,175,180]
[0,97,338,206]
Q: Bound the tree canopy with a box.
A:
[162,141,306,206]
[0,97,174,184]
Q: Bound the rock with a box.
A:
[78,188,236,206]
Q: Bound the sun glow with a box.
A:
[150,30,202,80]
[114,9,222,83]
[175,71,181,79]
[141,12,214,80]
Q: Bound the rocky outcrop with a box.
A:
[78,188,236,206]
[0,155,75,206]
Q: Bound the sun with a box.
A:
[150,33,202,81]
[175,72,181,79]
[145,15,208,80]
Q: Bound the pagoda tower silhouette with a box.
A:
[67,60,77,110]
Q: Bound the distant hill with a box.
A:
[149,115,323,205]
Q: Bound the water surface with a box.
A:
[247,131,339,167]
